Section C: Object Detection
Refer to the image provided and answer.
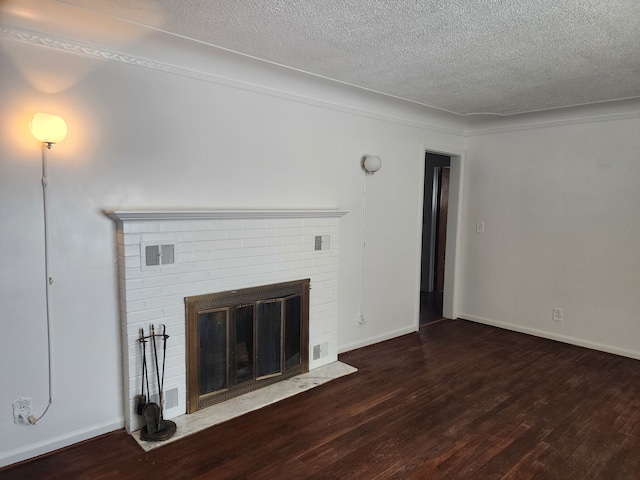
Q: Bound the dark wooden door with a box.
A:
[435,167,449,290]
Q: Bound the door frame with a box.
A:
[417,145,465,322]
[423,155,452,292]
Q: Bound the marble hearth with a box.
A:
[134,361,357,451]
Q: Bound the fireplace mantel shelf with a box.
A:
[105,209,348,222]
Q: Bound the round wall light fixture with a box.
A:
[30,112,67,149]
[362,155,382,175]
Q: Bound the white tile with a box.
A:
[123,222,160,234]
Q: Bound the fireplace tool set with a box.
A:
[137,324,176,441]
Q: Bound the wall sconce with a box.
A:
[25,111,67,425]
[357,154,382,328]
[362,155,382,175]
[30,112,67,149]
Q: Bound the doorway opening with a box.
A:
[420,152,451,326]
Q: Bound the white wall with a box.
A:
[461,108,640,357]
[0,11,466,466]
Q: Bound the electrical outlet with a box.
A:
[13,398,32,425]
[313,344,321,360]
[552,308,563,322]
[356,313,366,326]
[476,221,485,233]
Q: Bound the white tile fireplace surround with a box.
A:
[106,209,347,433]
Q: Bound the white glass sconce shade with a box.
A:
[362,155,382,174]
[30,113,67,146]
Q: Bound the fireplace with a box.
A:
[106,209,346,433]
[185,279,309,412]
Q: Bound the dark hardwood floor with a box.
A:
[420,290,444,326]
[4,319,640,479]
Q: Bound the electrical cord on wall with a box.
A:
[358,171,368,326]
[29,144,54,425]
[358,156,382,325]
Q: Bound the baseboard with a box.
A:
[461,313,640,361]
[338,325,418,354]
[0,418,123,469]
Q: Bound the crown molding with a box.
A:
[465,110,640,137]
[0,24,465,137]
[2,24,638,138]
[0,24,225,81]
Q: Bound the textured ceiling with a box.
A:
[59,0,640,115]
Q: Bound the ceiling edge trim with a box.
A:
[0,24,465,138]
[465,110,640,137]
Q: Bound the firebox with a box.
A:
[185,279,310,413]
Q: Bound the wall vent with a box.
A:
[313,342,328,360]
[149,388,179,410]
[314,235,330,251]
[141,243,175,269]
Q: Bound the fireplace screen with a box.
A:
[186,279,309,413]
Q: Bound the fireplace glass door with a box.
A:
[187,280,309,412]
[199,309,228,395]
[256,300,282,378]
[233,304,254,385]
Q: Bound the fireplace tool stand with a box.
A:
[138,324,177,441]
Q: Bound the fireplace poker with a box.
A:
[159,324,168,417]
[151,324,164,432]
[136,328,148,415]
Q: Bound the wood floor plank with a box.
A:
[4,319,640,479]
